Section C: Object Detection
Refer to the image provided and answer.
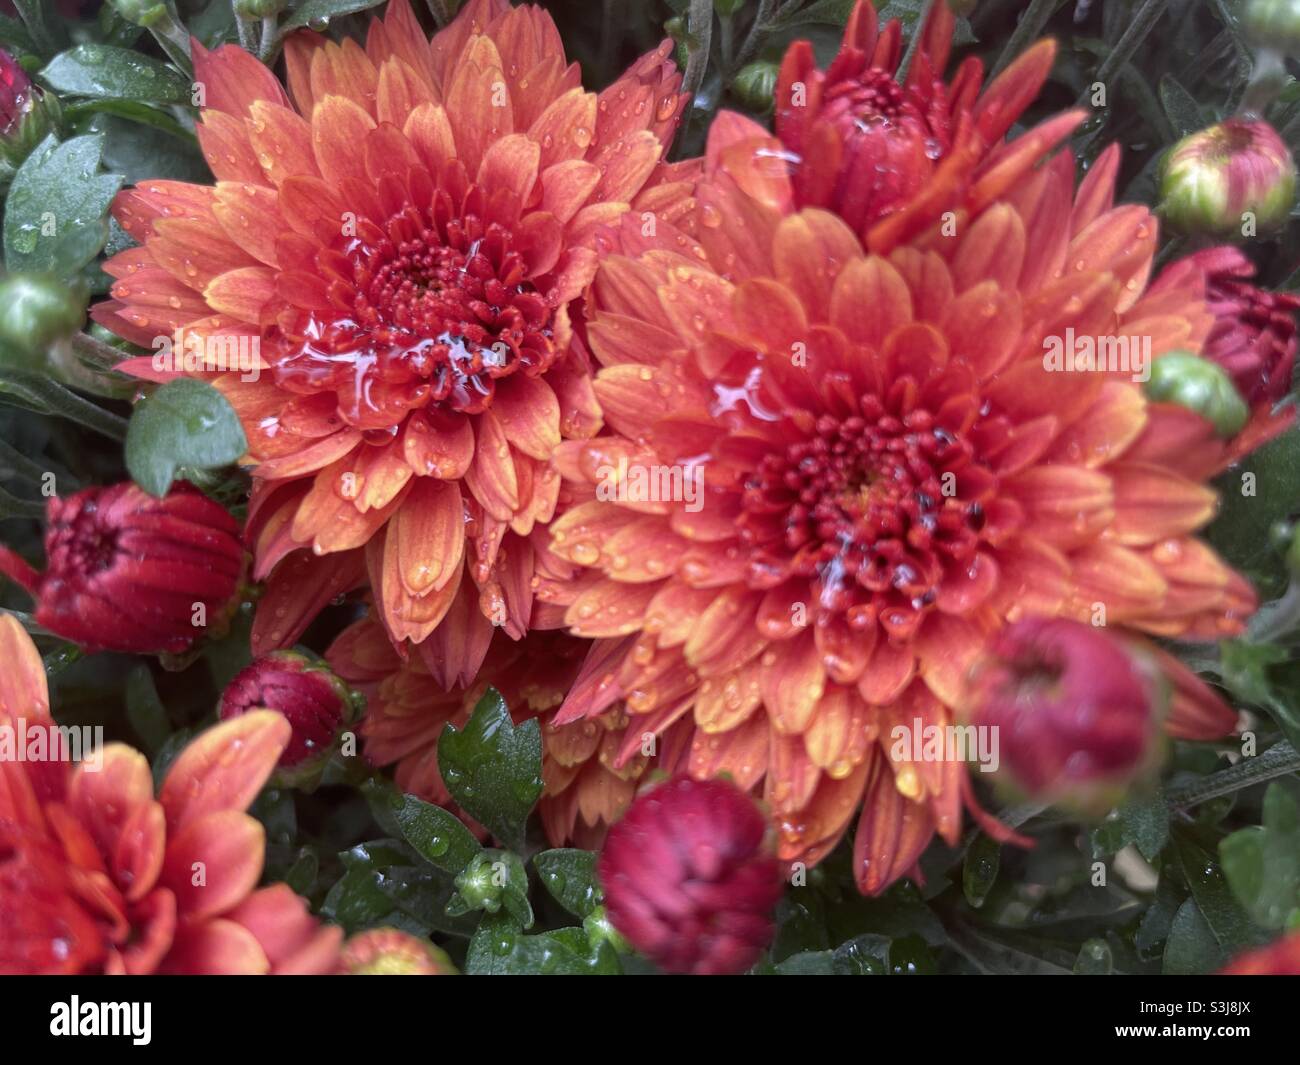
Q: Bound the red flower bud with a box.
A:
[338,929,456,975]
[0,481,243,654]
[219,651,354,769]
[968,618,1165,810]
[0,48,33,137]
[1191,246,1300,408]
[598,776,782,974]
[1221,930,1300,974]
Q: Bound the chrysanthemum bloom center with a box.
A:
[273,197,555,430]
[47,504,119,576]
[741,398,984,632]
[824,68,917,133]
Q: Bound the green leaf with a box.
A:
[1220,783,1300,929]
[1163,898,1225,974]
[321,839,476,937]
[124,378,247,497]
[280,0,388,35]
[1158,74,1209,137]
[124,664,169,756]
[534,849,601,918]
[438,688,543,852]
[1174,831,1264,956]
[1119,789,1169,862]
[387,791,483,875]
[3,134,124,279]
[466,914,620,974]
[41,45,192,104]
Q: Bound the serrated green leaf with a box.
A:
[4,134,123,278]
[1175,831,1265,956]
[42,45,191,104]
[438,688,543,851]
[534,848,601,918]
[124,378,247,497]
[388,791,482,875]
[466,913,620,974]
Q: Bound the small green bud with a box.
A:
[111,0,173,29]
[0,274,87,367]
[732,60,779,113]
[1144,350,1250,438]
[234,0,286,18]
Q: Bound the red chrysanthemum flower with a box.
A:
[0,614,340,974]
[598,776,783,975]
[1191,246,1299,408]
[93,0,693,654]
[545,17,1253,895]
[0,481,243,655]
[774,1,1057,236]
[326,614,668,848]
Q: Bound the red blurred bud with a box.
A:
[1221,929,1300,974]
[968,618,1165,810]
[0,481,243,654]
[219,650,355,769]
[598,776,782,974]
[0,48,33,137]
[1190,246,1300,408]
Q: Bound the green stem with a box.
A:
[992,0,1065,77]
[734,0,777,71]
[424,0,453,28]
[0,437,58,488]
[147,11,194,77]
[682,0,714,102]
[1165,742,1300,810]
[1082,0,1170,104]
[897,0,936,84]
[234,9,259,51]
[70,332,130,372]
[0,371,129,442]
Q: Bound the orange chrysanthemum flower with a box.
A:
[93,0,692,654]
[326,615,668,848]
[0,614,340,974]
[543,22,1253,894]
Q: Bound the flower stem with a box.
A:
[1165,742,1300,809]
[682,0,714,102]
[992,0,1065,78]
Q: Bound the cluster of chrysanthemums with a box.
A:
[3,0,1300,975]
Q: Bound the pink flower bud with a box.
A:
[219,651,355,769]
[598,776,782,974]
[1160,119,1296,236]
[338,929,456,975]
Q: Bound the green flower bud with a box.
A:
[1144,350,1250,438]
[665,16,686,42]
[0,274,87,367]
[1159,119,1296,237]
[1243,0,1300,58]
[732,60,778,113]
[111,0,173,29]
